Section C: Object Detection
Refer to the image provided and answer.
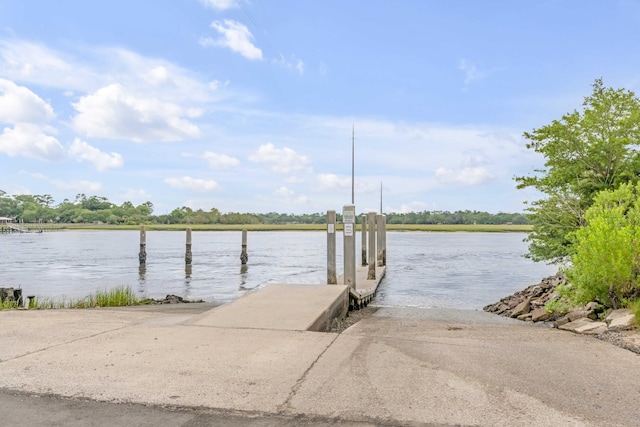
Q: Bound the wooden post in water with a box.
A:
[381,214,387,266]
[361,214,367,267]
[138,225,147,265]
[367,212,376,280]
[327,210,337,284]
[343,205,356,289]
[376,214,384,267]
[240,229,248,265]
[185,227,193,265]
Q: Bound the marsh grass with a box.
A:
[0,299,20,310]
[1,285,141,310]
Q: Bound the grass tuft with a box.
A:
[4,285,141,310]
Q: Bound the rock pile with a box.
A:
[0,287,23,306]
[140,294,205,304]
[483,274,636,336]
[483,274,567,322]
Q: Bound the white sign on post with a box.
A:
[344,223,354,236]
[327,223,335,234]
[342,205,356,224]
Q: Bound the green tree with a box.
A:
[562,183,640,308]
[516,79,640,263]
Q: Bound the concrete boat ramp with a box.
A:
[192,265,385,332]
[2,289,640,425]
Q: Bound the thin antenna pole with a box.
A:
[351,125,355,205]
[380,181,383,214]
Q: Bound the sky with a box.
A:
[1,0,640,216]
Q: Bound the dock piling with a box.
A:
[380,214,387,266]
[138,226,147,265]
[327,210,337,284]
[377,214,384,267]
[367,212,376,280]
[343,205,356,289]
[185,227,193,265]
[361,214,367,267]
[240,229,248,265]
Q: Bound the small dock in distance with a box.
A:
[194,209,387,332]
[193,265,386,332]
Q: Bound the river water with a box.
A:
[0,230,556,310]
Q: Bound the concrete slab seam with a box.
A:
[0,324,131,364]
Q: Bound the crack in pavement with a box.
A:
[276,332,341,414]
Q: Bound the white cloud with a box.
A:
[52,179,103,193]
[199,0,239,10]
[201,151,240,168]
[0,40,94,91]
[0,41,218,105]
[143,66,171,86]
[201,20,263,60]
[435,166,495,186]
[0,123,64,161]
[72,84,202,142]
[0,78,55,124]
[459,59,486,87]
[68,138,124,171]
[273,186,310,204]
[249,143,310,174]
[273,54,305,75]
[392,201,428,214]
[317,173,350,190]
[164,176,218,191]
[119,188,152,203]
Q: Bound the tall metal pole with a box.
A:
[351,125,355,205]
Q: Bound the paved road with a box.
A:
[1,304,639,426]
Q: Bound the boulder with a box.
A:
[531,307,552,322]
[609,313,636,330]
[574,321,608,335]
[511,298,531,318]
[605,309,633,323]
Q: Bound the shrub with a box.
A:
[564,183,640,308]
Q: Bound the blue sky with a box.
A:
[1,0,639,215]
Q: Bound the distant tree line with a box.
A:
[0,190,527,225]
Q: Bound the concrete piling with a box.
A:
[240,229,248,265]
[185,228,193,265]
[138,225,147,265]
[327,210,337,284]
[343,205,356,289]
[361,214,367,267]
[367,212,376,280]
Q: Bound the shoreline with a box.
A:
[483,274,640,354]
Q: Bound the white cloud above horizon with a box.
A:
[201,20,263,60]
[249,143,311,174]
[68,138,124,171]
[199,0,239,10]
[164,176,219,191]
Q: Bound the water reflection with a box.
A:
[138,264,146,280]
[137,264,147,296]
[239,264,248,289]
[184,264,192,297]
